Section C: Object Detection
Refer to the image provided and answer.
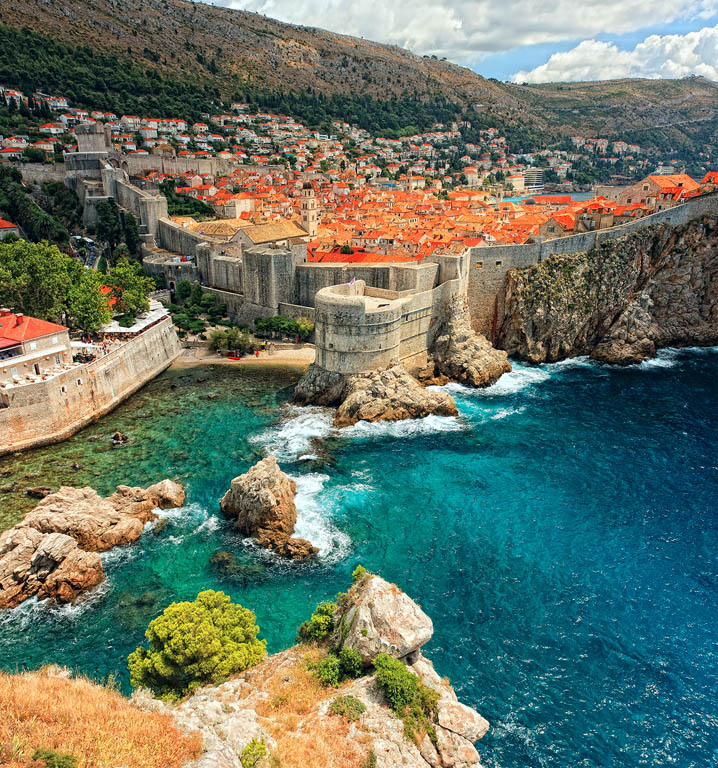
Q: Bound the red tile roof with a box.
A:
[0,312,67,342]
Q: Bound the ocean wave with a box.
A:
[340,413,465,438]
[291,473,352,563]
[252,406,334,461]
[491,406,526,420]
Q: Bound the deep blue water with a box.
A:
[1,350,717,767]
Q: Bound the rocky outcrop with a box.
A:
[0,480,185,609]
[220,457,317,560]
[421,295,511,387]
[136,577,488,768]
[332,574,433,664]
[498,216,718,364]
[294,364,459,427]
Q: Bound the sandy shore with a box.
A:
[172,344,315,369]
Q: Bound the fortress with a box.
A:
[59,125,718,382]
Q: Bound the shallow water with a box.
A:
[1,351,717,768]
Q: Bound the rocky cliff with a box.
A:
[220,457,317,559]
[0,480,185,609]
[497,216,718,364]
[136,574,489,768]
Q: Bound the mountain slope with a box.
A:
[1,0,717,147]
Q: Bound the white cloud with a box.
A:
[511,24,718,82]
[217,0,718,62]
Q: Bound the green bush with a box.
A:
[328,694,367,722]
[352,564,368,582]
[297,601,336,643]
[361,750,377,768]
[312,653,341,687]
[373,653,439,744]
[32,749,78,768]
[338,647,363,679]
[240,738,267,768]
[128,589,266,700]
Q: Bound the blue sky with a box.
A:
[217,1,718,82]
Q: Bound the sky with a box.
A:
[214,0,718,83]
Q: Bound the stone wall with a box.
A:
[468,191,718,338]
[13,163,67,185]
[0,318,180,456]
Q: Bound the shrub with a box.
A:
[328,694,366,722]
[361,751,377,768]
[338,647,363,679]
[297,601,336,643]
[32,749,78,768]
[240,738,267,768]
[373,653,439,744]
[352,564,367,582]
[128,590,266,700]
[312,653,341,687]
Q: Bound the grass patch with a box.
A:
[328,695,367,722]
[0,668,202,768]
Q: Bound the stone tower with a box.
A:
[300,182,319,237]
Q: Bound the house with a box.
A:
[0,219,19,239]
[618,174,699,209]
[0,309,72,380]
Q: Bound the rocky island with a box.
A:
[0,480,185,609]
[220,457,317,559]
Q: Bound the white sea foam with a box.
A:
[291,473,351,563]
[252,406,334,461]
[340,413,465,438]
[490,406,526,420]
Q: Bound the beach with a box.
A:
[172,343,316,369]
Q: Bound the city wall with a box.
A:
[0,317,180,456]
[468,191,718,338]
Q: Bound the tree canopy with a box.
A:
[106,257,154,321]
[127,590,266,700]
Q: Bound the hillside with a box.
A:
[1,0,717,148]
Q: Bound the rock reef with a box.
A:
[0,480,185,609]
[294,364,459,427]
[220,457,317,560]
[498,216,718,364]
[137,575,488,768]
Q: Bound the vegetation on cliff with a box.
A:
[0,668,201,768]
[128,589,266,700]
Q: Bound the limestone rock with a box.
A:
[0,479,185,609]
[498,216,718,363]
[426,295,511,387]
[332,575,433,664]
[220,457,317,560]
[292,364,346,407]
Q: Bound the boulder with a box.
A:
[335,365,458,428]
[332,575,433,664]
[220,457,317,560]
[0,479,185,609]
[426,295,511,387]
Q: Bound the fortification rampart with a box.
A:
[0,317,180,456]
[468,191,718,338]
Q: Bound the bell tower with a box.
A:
[300,182,319,237]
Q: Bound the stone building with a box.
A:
[0,310,72,381]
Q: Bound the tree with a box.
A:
[127,590,266,700]
[0,238,78,321]
[96,198,123,256]
[66,268,112,333]
[107,257,154,320]
[122,211,140,256]
[175,280,192,302]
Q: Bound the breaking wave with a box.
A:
[252,406,334,461]
[292,473,351,562]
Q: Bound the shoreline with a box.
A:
[171,344,315,369]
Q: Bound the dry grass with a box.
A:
[0,669,202,768]
[245,647,372,768]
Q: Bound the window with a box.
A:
[60,385,67,394]
[76,378,83,386]
[29,341,37,351]
[496,261,502,267]
[54,355,60,365]
[475,262,483,269]
[52,336,58,345]
[10,367,18,377]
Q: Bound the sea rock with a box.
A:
[425,295,511,387]
[0,479,185,609]
[220,457,317,560]
[292,365,347,407]
[136,582,487,768]
[332,575,433,664]
[498,216,718,363]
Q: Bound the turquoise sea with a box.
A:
[1,351,717,768]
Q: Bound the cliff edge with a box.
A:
[497,216,718,364]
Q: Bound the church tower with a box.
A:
[300,182,319,237]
